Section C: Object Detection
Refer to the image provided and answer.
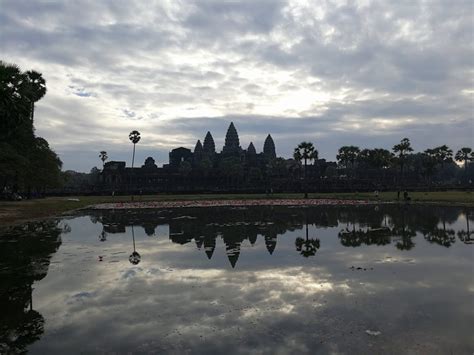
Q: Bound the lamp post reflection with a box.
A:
[129,225,141,265]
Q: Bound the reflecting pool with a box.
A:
[1,205,473,354]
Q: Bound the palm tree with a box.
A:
[392,138,413,187]
[422,149,438,184]
[336,145,360,176]
[129,130,141,168]
[433,145,453,167]
[294,141,318,198]
[455,147,473,173]
[99,151,108,169]
[128,130,141,199]
[0,62,34,140]
[24,70,47,122]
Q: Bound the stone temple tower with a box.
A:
[203,131,216,156]
[263,134,276,160]
[222,122,241,155]
[194,139,203,162]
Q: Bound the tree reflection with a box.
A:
[392,207,416,251]
[457,209,473,244]
[129,225,141,265]
[295,215,320,258]
[90,204,471,266]
[99,229,107,242]
[424,209,456,247]
[0,221,62,353]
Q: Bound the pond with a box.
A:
[1,204,473,354]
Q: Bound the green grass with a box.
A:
[0,191,472,227]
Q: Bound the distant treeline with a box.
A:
[1,61,62,197]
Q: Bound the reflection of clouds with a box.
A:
[27,208,474,354]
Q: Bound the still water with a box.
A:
[1,205,473,354]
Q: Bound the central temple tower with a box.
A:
[222,122,241,155]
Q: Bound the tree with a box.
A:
[99,151,108,169]
[24,70,47,122]
[392,138,413,186]
[128,131,141,168]
[0,61,31,141]
[0,142,28,191]
[25,137,63,193]
[294,142,318,198]
[0,62,62,195]
[455,147,473,173]
[128,131,141,199]
[336,145,360,174]
[422,149,438,183]
[433,145,453,167]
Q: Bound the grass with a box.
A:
[0,191,472,227]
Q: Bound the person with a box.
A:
[403,190,410,201]
[374,190,379,199]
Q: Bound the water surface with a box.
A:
[1,205,473,354]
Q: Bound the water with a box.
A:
[0,205,473,354]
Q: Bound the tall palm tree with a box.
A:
[99,151,108,169]
[129,130,141,200]
[24,70,47,122]
[392,138,413,187]
[433,145,453,167]
[455,147,473,173]
[423,148,438,184]
[0,62,33,140]
[294,141,318,198]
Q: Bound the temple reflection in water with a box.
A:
[0,204,472,354]
[90,205,473,268]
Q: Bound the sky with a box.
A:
[1,0,473,172]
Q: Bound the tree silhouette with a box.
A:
[337,145,360,177]
[24,70,47,122]
[433,145,453,167]
[455,147,473,173]
[99,151,108,169]
[392,138,413,187]
[128,130,141,199]
[422,149,438,184]
[294,141,318,198]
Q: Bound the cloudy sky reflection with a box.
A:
[22,206,473,354]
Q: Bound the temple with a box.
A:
[101,122,299,193]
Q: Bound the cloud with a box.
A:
[0,0,472,171]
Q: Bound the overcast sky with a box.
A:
[1,0,473,172]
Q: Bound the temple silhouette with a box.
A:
[100,122,316,193]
